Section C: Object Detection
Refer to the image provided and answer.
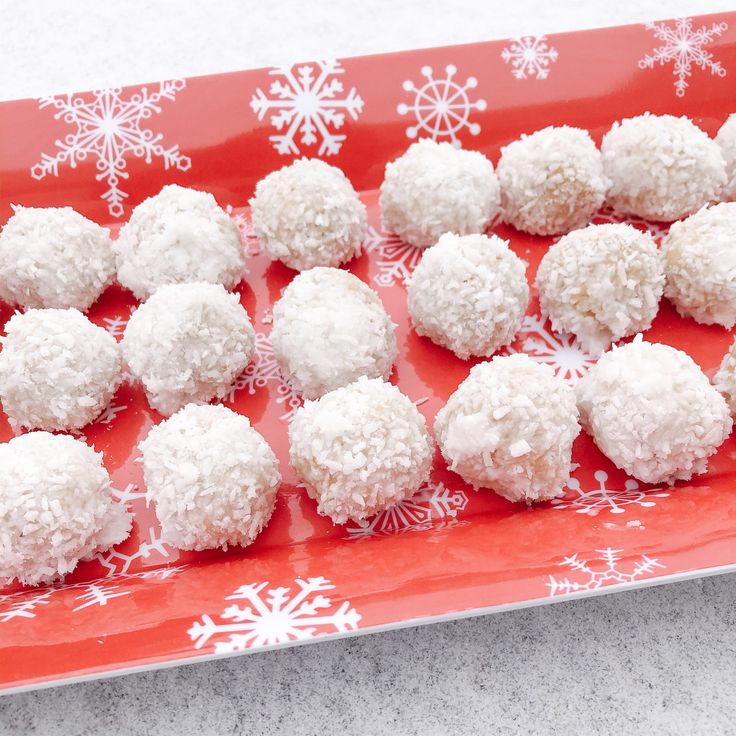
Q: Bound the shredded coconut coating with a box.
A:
[0,432,131,586]
[250,158,367,271]
[407,232,528,359]
[536,223,664,356]
[139,403,280,551]
[662,203,736,328]
[715,114,736,201]
[601,113,726,222]
[115,184,247,300]
[576,337,732,485]
[715,337,736,416]
[121,282,255,417]
[497,126,609,236]
[434,354,580,503]
[289,377,433,524]
[379,139,500,248]
[271,267,397,400]
[0,206,115,312]
[0,308,122,432]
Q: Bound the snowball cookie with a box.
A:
[715,114,736,201]
[139,403,280,550]
[121,282,255,416]
[496,126,609,236]
[0,206,115,311]
[535,223,664,356]
[271,267,397,400]
[662,203,736,327]
[379,139,500,248]
[715,337,736,416]
[407,232,528,359]
[0,308,122,432]
[0,432,131,586]
[289,377,433,524]
[250,158,367,271]
[576,337,732,485]
[115,184,246,300]
[434,354,580,504]
[601,113,726,222]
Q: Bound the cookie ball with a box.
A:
[0,432,131,586]
[379,139,500,248]
[289,377,433,524]
[121,282,255,416]
[250,158,367,271]
[497,126,609,235]
[115,184,246,300]
[576,337,732,484]
[601,113,726,221]
[715,337,736,416]
[715,114,736,201]
[434,354,580,503]
[271,267,397,400]
[536,223,664,356]
[407,232,528,359]
[0,308,122,432]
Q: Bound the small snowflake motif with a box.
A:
[32,81,191,217]
[102,315,129,337]
[71,582,130,612]
[188,577,361,652]
[592,206,670,244]
[95,399,127,426]
[96,526,172,576]
[501,35,559,80]
[638,17,728,97]
[225,205,261,256]
[250,60,364,156]
[547,548,665,596]
[398,64,486,147]
[110,482,147,508]
[364,224,423,288]
[0,590,55,623]
[550,470,671,516]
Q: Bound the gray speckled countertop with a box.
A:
[2,2,736,733]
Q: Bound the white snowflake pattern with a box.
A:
[72,582,130,612]
[592,206,670,244]
[547,548,665,596]
[188,577,361,652]
[501,35,559,80]
[0,590,55,623]
[32,81,191,217]
[96,526,172,576]
[364,224,422,287]
[110,483,147,508]
[250,60,364,156]
[95,399,127,426]
[550,470,671,516]
[102,315,128,337]
[398,64,486,147]
[638,17,728,97]
[225,205,261,256]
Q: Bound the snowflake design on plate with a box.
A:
[101,315,129,337]
[550,470,671,516]
[250,60,364,156]
[0,590,55,623]
[188,577,361,652]
[547,548,665,596]
[638,17,728,97]
[364,224,422,287]
[94,399,127,426]
[31,81,191,217]
[592,206,669,244]
[96,526,172,576]
[71,582,130,612]
[501,35,559,80]
[398,64,486,148]
[225,205,261,256]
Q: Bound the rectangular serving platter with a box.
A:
[1,12,736,694]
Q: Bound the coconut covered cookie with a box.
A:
[715,113,736,202]
[715,337,736,416]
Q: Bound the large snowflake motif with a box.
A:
[364,224,422,288]
[547,548,665,596]
[31,81,191,218]
[188,577,361,652]
[592,206,670,244]
[398,64,486,148]
[638,17,728,97]
[550,470,670,516]
[96,526,172,576]
[250,60,364,156]
[501,36,559,80]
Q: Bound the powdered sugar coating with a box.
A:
[601,113,726,222]
[0,308,122,432]
[289,377,433,524]
[271,267,397,400]
[536,223,664,356]
[0,206,115,312]
[662,203,736,327]
[434,354,580,504]
[0,432,131,586]
[379,139,500,248]
[121,282,255,417]
[715,337,736,416]
[715,114,736,201]
[576,337,732,485]
[407,232,528,359]
[497,126,609,236]
[115,184,246,300]
[139,403,280,551]
[250,158,367,271]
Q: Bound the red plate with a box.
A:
[1,13,735,694]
